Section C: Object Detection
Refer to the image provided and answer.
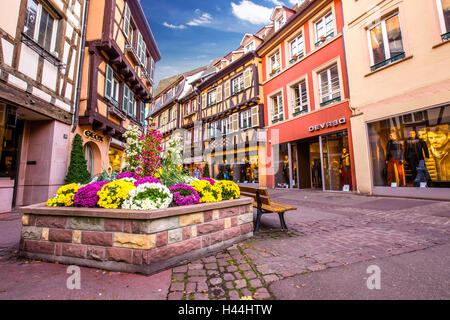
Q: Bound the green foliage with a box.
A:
[203,163,210,178]
[65,134,91,185]
[95,170,119,182]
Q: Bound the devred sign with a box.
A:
[309,118,346,132]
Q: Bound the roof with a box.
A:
[154,74,182,97]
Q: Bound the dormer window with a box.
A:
[245,42,255,53]
[275,15,285,31]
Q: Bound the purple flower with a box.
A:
[200,177,216,185]
[116,171,139,180]
[135,177,161,187]
[73,181,108,208]
[169,184,200,207]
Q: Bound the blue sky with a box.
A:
[141,0,297,88]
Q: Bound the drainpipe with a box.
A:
[72,0,90,133]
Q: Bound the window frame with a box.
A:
[269,51,281,75]
[318,64,341,107]
[123,2,131,41]
[436,0,450,39]
[367,12,405,71]
[240,109,252,129]
[290,33,305,61]
[291,80,308,116]
[207,89,217,107]
[271,93,284,123]
[231,74,245,95]
[314,10,334,47]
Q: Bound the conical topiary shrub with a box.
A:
[203,162,210,178]
[65,134,92,184]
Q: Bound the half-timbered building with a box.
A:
[0,0,87,213]
[75,0,160,175]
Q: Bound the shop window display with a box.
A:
[368,105,450,188]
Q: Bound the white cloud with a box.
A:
[231,0,272,25]
[187,11,213,26]
[162,22,186,29]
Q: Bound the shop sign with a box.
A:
[84,130,104,142]
[309,118,346,132]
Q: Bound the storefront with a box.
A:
[366,103,450,198]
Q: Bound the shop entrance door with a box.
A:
[321,131,350,191]
[309,141,323,189]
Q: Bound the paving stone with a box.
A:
[205,263,218,270]
[228,290,240,300]
[207,270,220,277]
[172,273,185,281]
[170,282,185,292]
[188,263,204,270]
[168,292,184,300]
[209,278,222,286]
[211,287,225,297]
[223,273,235,281]
[240,288,252,297]
[243,271,257,279]
[194,293,209,300]
[196,282,208,292]
[263,274,279,283]
[189,276,208,282]
[203,256,217,263]
[249,279,263,288]
[185,282,196,292]
[239,263,252,271]
[234,279,247,289]
[225,281,234,289]
[254,288,271,299]
[234,271,243,279]
[307,264,327,272]
[188,269,206,276]
[227,265,238,272]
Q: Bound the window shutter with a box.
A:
[124,3,131,39]
[216,85,223,102]
[232,113,239,132]
[251,106,259,128]
[105,64,113,100]
[201,93,207,109]
[129,91,135,116]
[122,85,129,112]
[224,80,230,99]
[244,68,252,89]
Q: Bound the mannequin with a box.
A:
[428,124,450,181]
[405,130,430,184]
[386,130,406,186]
[340,147,352,189]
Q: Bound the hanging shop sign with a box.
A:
[84,130,104,142]
[309,118,346,132]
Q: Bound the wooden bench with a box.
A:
[239,186,297,233]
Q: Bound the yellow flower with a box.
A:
[191,180,223,203]
[97,180,135,209]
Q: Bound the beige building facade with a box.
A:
[343,0,450,200]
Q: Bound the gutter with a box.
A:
[71,0,90,133]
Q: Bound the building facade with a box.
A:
[343,0,450,200]
[75,0,160,175]
[258,0,355,192]
[0,0,87,213]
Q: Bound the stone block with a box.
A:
[238,213,254,225]
[191,226,197,238]
[48,229,73,243]
[73,230,81,244]
[225,218,232,229]
[156,231,168,247]
[179,213,203,227]
[219,207,240,219]
[81,231,113,246]
[35,216,66,229]
[106,248,133,264]
[87,246,105,261]
[223,226,241,241]
[168,229,183,244]
[42,228,49,241]
[22,226,42,240]
[197,220,225,235]
[62,243,87,258]
[212,210,220,220]
[141,217,179,234]
[182,227,191,241]
[203,211,213,222]
[145,238,202,264]
[105,219,123,232]
[24,240,55,255]
[22,214,30,226]
[113,233,156,250]
[133,250,143,265]
[68,217,104,231]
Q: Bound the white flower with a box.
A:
[122,183,172,211]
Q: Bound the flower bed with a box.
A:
[19,197,254,275]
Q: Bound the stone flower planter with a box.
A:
[18,197,254,275]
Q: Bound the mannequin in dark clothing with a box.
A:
[386,131,405,186]
[405,130,429,183]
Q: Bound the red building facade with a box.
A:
[257,0,356,191]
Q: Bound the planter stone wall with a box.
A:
[18,197,254,275]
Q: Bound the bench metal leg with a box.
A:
[254,209,263,234]
[278,212,288,230]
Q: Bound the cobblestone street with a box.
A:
[1,190,449,300]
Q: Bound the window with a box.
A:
[437,0,450,40]
[231,75,244,95]
[210,121,220,138]
[269,51,281,75]
[105,64,119,104]
[24,0,59,53]
[140,102,146,124]
[222,117,231,135]
[318,64,341,106]
[275,16,286,31]
[245,42,255,53]
[368,104,450,188]
[271,94,284,123]
[207,89,217,106]
[192,99,197,112]
[171,107,177,122]
[290,33,304,61]
[122,84,134,115]
[184,102,190,116]
[84,144,94,175]
[137,32,147,66]
[315,11,334,47]
[291,80,308,116]
[241,110,252,129]
[368,13,405,71]
[150,57,155,81]
[123,2,131,41]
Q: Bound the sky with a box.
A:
[140,0,299,89]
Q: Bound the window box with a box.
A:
[320,96,341,107]
[293,109,308,117]
[442,31,450,41]
[370,52,405,72]
[272,115,283,124]
[315,32,334,47]
[270,68,280,77]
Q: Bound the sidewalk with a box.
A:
[1,190,449,300]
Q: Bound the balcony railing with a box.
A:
[289,52,304,64]
[442,31,450,41]
[272,114,284,124]
[370,52,405,72]
[293,108,308,117]
[315,32,334,47]
[320,96,341,107]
